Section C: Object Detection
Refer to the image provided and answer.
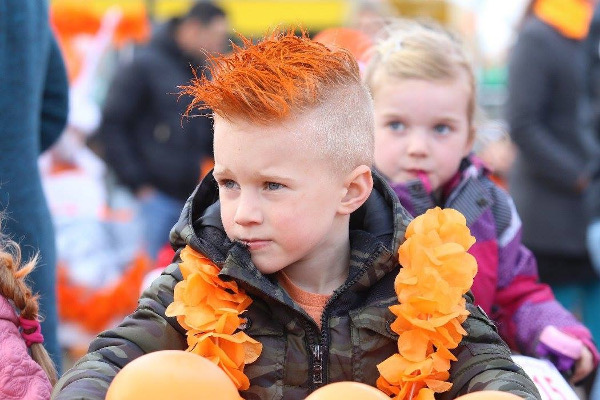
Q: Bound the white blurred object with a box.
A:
[141,268,164,295]
[511,355,580,400]
[39,150,141,288]
[68,6,122,135]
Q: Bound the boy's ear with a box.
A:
[338,165,373,215]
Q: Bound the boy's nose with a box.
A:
[233,192,263,225]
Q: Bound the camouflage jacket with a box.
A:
[52,171,541,400]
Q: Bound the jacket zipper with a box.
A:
[225,246,387,390]
[312,245,386,389]
[311,344,323,384]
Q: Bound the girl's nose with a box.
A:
[406,131,429,156]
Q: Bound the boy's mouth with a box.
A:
[240,239,270,251]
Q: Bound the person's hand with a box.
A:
[587,219,600,276]
[571,345,595,384]
[536,326,582,376]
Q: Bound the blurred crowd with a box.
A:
[2,0,600,399]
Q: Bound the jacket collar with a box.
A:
[388,155,493,227]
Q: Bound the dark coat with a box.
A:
[506,16,597,256]
[0,0,69,365]
[52,171,541,400]
[99,19,214,201]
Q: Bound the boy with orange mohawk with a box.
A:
[52,31,540,400]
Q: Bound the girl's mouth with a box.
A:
[415,171,432,193]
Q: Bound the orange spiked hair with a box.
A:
[181,29,362,123]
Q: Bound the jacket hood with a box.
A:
[169,169,412,288]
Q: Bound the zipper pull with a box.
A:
[312,344,323,384]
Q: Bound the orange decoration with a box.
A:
[306,382,390,399]
[166,208,476,397]
[313,27,373,64]
[106,350,241,400]
[455,391,523,400]
[57,252,151,333]
[377,207,478,399]
[50,1,150,82]
[165,246,262,391]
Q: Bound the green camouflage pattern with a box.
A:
[52,171,541,400]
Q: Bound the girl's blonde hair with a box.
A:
[0,232,58,385]
[364,19,477,131]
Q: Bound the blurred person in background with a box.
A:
[506,0,600,396]
[0,0,69,371]
[98,1,229,261]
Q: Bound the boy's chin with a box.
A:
[254,263,287,275]
[251,256,286,275]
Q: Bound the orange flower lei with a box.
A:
[166,207,475,397]
[165,247,262,391]
[376,207,478,399]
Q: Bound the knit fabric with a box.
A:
[277,271,331,329]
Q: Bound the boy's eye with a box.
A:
[265,182,284,190]
[218,179,238,189]
[388,121,406,132]
[433,124,451,135]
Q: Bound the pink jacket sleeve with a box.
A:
[0,296,52,400]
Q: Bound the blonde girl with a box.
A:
[366,19,598,384]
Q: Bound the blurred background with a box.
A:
[49,0,527,118]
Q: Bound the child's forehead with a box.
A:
[212,112,343,175]
[213,113,316,152]
[213,103,327,137]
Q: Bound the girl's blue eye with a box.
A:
[266,182,284,190]
[434,124,451,135]
[389,121,405,132]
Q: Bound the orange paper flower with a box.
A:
[166,246,262,391]
[377,207,478,399]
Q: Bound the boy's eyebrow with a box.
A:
[212,165,230,175]
[212,166,293,182]
[256,171,294,182]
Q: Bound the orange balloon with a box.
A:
[306,381,390,400]
[313,27,373,63]
[455,391,523,400]
[106,350,241,400]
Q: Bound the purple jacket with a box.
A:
[389,155,598,363]
[0,296,51,400]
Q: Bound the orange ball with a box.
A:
[306,381,390,400]
[106,350,241,400]
[455,391,523,400]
